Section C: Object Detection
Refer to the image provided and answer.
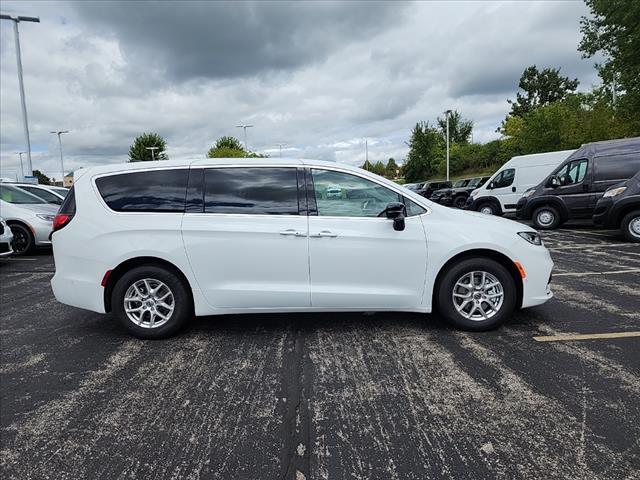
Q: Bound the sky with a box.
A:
[0,0,599,181]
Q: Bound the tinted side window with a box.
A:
[21,187,62,204]
[594,153,640,181]
[492,168,515,188]
[312,169,400,217]
[404,197,426,216]
[96,169,189,212]
[556,159,588,185]
[59,186,75,214]
[204,167,299,215]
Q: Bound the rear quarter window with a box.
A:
[594,153,640,182]
[96,169,189,212]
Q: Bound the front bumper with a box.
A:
[592,197,614,228]
[520,246,554,308]
[515,197,530,220]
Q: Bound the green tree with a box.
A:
[207,136,268,158]
[32,170,51,185]
[361,159,374,171]
[579,0,640,133]
[507,66,579,118]
[385,158,399,178]
[371,161,386,176]
[128,133,168,162]
[436,111,474,144]
[403,122,444,182]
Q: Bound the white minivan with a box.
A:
[51,158,554,339]
[466,150,575,215]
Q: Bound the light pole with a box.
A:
[365,138,369,167]
[1,13,40,176]
[145,146,159,161]
[444,109,452,181]
[235,124,253,156]
[18,152,26,179]
[277,143,287,157]
[50,130,69,184]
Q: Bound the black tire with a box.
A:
[436,257,517,331]
[112,265,192,339]
[532,205,561,230]
[453,195,467,209]
[621,210,640,243]
[9,223,34,256]
[477,202,498,216]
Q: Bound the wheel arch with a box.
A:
[474,196,503,215]
[527,197,569,223]
[104,256,195,313]
[612,199,640,228]
[432,248,524,310]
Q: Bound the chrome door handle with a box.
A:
[279,229,306,237]
[310,230,338,238]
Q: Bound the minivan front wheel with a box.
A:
[532,205,560,230]
[112,265,191,339]
[437,258,517,331]
[621,210,640,243]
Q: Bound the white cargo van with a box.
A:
[465,149,575,215]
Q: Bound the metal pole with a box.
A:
[18,152,25,179]
[13,20,33,175]
[365,138,368,165]
[57,133,64,181]
[445,110,451,181]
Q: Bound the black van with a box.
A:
[516,137,640,229]
[593,170,640,242]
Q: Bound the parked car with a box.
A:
[0,217,14,257]
[51,159,553,339]
[516,137,640,229]
[417,180,452,198]
[592,169,640,242]
[430,176,491,208]
[0,184,57,255]
[403,182,426,192]
[466,150,575,216]
[12,183,68,205]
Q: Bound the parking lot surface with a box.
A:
[1,225,639,480]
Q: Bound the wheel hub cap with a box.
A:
[538,211,554,225]
[124,278,175,329]
[630,217,640,237]
[452,271,504,321]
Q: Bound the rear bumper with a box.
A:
[51,271,107,314]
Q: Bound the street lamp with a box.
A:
[17,152,26,179]
[444,109,452,181]
[145,146,159,161]
[276,143,287,157]
[50,130,69,184]
[1,13,40,176]
[235,124,253,156]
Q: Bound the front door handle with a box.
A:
[279,229,306,237]
[310,230,338,238]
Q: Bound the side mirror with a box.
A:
[488,182,495,190]
[384,202,406,231]
[548,175,561,188]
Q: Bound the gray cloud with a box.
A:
[72,1,408,81]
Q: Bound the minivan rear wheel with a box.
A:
[621,210,640,243]
[112,265,191,339]
[532,205,561,230]
[437,258,517,331]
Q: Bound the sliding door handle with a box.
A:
[310,230,338,238]
[279,229,306,237]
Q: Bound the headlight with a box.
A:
[522,189,536,198]
[36,214,56,222]
[518,231,542,246]
[603,186,626,198]
[470,190,479,198]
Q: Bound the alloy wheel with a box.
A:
[10,226,30,255]
[452,271,504,321]
[123,278,175,329]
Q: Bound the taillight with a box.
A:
[53,214,73,232]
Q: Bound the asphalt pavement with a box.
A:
[1,225,639,480]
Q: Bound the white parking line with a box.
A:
[554,269,640,277]
[534,332,640,342]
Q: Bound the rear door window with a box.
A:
[96,169,189,212]
[204,167,299,215]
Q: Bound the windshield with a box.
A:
[467,177,482,187]
[452,179,468,188]
[49,187,69,196]
[0,185,47,204]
